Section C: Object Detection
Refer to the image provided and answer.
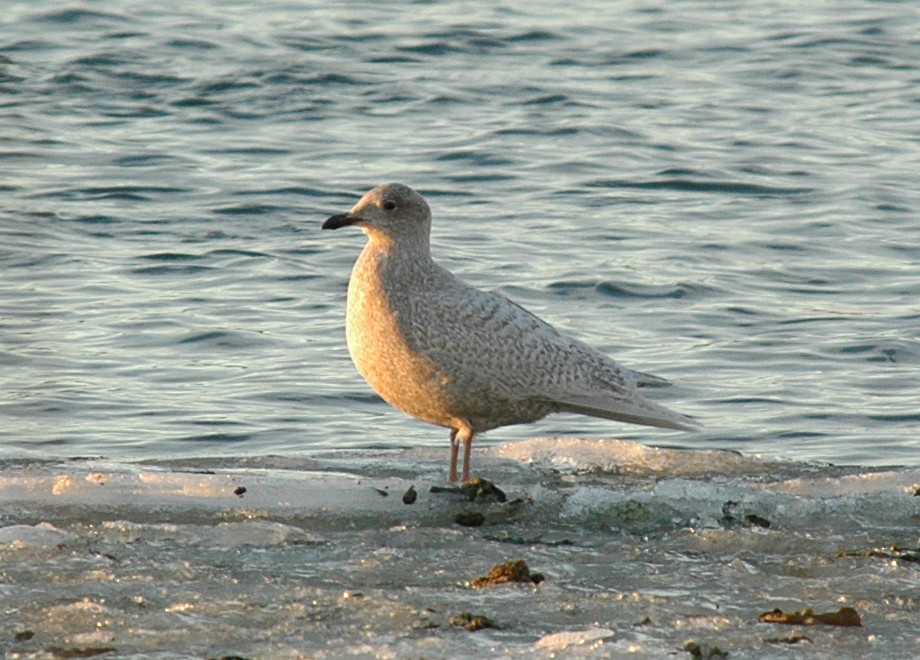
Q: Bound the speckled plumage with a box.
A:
[323,183,696,481]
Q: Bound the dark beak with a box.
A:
[322,213,364,230]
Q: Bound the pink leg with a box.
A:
[462,432,474,481]
[448,429,460,482]
[449,424,475,482]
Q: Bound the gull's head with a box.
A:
[323,183,431,243]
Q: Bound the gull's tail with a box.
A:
[552,391,700,432]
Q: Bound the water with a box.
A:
[2,0,919,657]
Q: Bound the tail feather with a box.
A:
[632,370,672,388]
[553,392,699,432]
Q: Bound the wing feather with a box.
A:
[396,276,697,431]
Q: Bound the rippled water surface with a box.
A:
[2,1,919,657]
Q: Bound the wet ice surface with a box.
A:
[2,438,919,658]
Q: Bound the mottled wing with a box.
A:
[404,280,697,431]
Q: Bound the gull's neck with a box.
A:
[362,227,433,263]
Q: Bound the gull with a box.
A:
[323,183,697,482]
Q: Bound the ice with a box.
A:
[1,440,918,658]
[0,460,415,522]
[488,436,772,476]
[768,467,920,497]
[0,522,74,548]
[534,627,616,651]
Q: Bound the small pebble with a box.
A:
[402,485,417,504]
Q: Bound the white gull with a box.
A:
[323,183,697,482]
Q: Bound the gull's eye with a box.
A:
[383,200,396,211]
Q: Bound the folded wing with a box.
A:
[403,279,698,431]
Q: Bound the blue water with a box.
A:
[2,2,920,656]
[3,0,917,467]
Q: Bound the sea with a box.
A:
[1,1,919,657]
